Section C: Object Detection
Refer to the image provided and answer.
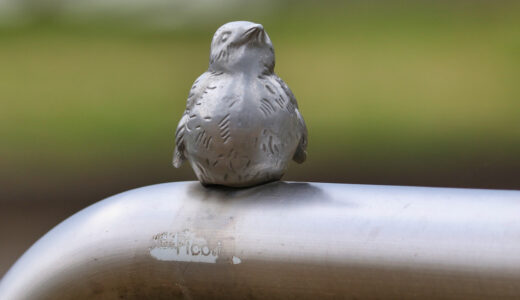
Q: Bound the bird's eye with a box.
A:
[221,32,231,43]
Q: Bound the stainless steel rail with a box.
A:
[0,181,519,299]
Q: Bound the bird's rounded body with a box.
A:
[174,21,307,187]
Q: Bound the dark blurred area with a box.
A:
[1,0,519,278]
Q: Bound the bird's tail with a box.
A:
[292,137,307,164]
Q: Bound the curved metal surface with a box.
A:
[1,181,520,299]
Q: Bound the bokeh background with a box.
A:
[1,0,519,278]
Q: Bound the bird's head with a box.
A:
[209,21,275,74]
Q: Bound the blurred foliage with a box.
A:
[3,0,520,281]
[1,0,520,190]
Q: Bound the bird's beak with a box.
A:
[242,24,265,43]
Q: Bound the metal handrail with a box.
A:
[1,181,519,299]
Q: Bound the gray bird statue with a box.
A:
[173,21,307,187]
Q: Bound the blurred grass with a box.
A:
[3,0,520,280]
[1,1,520,187]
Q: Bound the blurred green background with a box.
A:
[1,0,519,277]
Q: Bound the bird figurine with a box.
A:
[173,21,307,187]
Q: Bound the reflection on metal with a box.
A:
[173,21,307,187]
[1,181,520,299]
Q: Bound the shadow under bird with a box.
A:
[173,21,307,187]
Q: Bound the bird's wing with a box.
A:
[274,76,308,163]
[173,113,188,167]
[292,107,308,163]
[173,72,212,168]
